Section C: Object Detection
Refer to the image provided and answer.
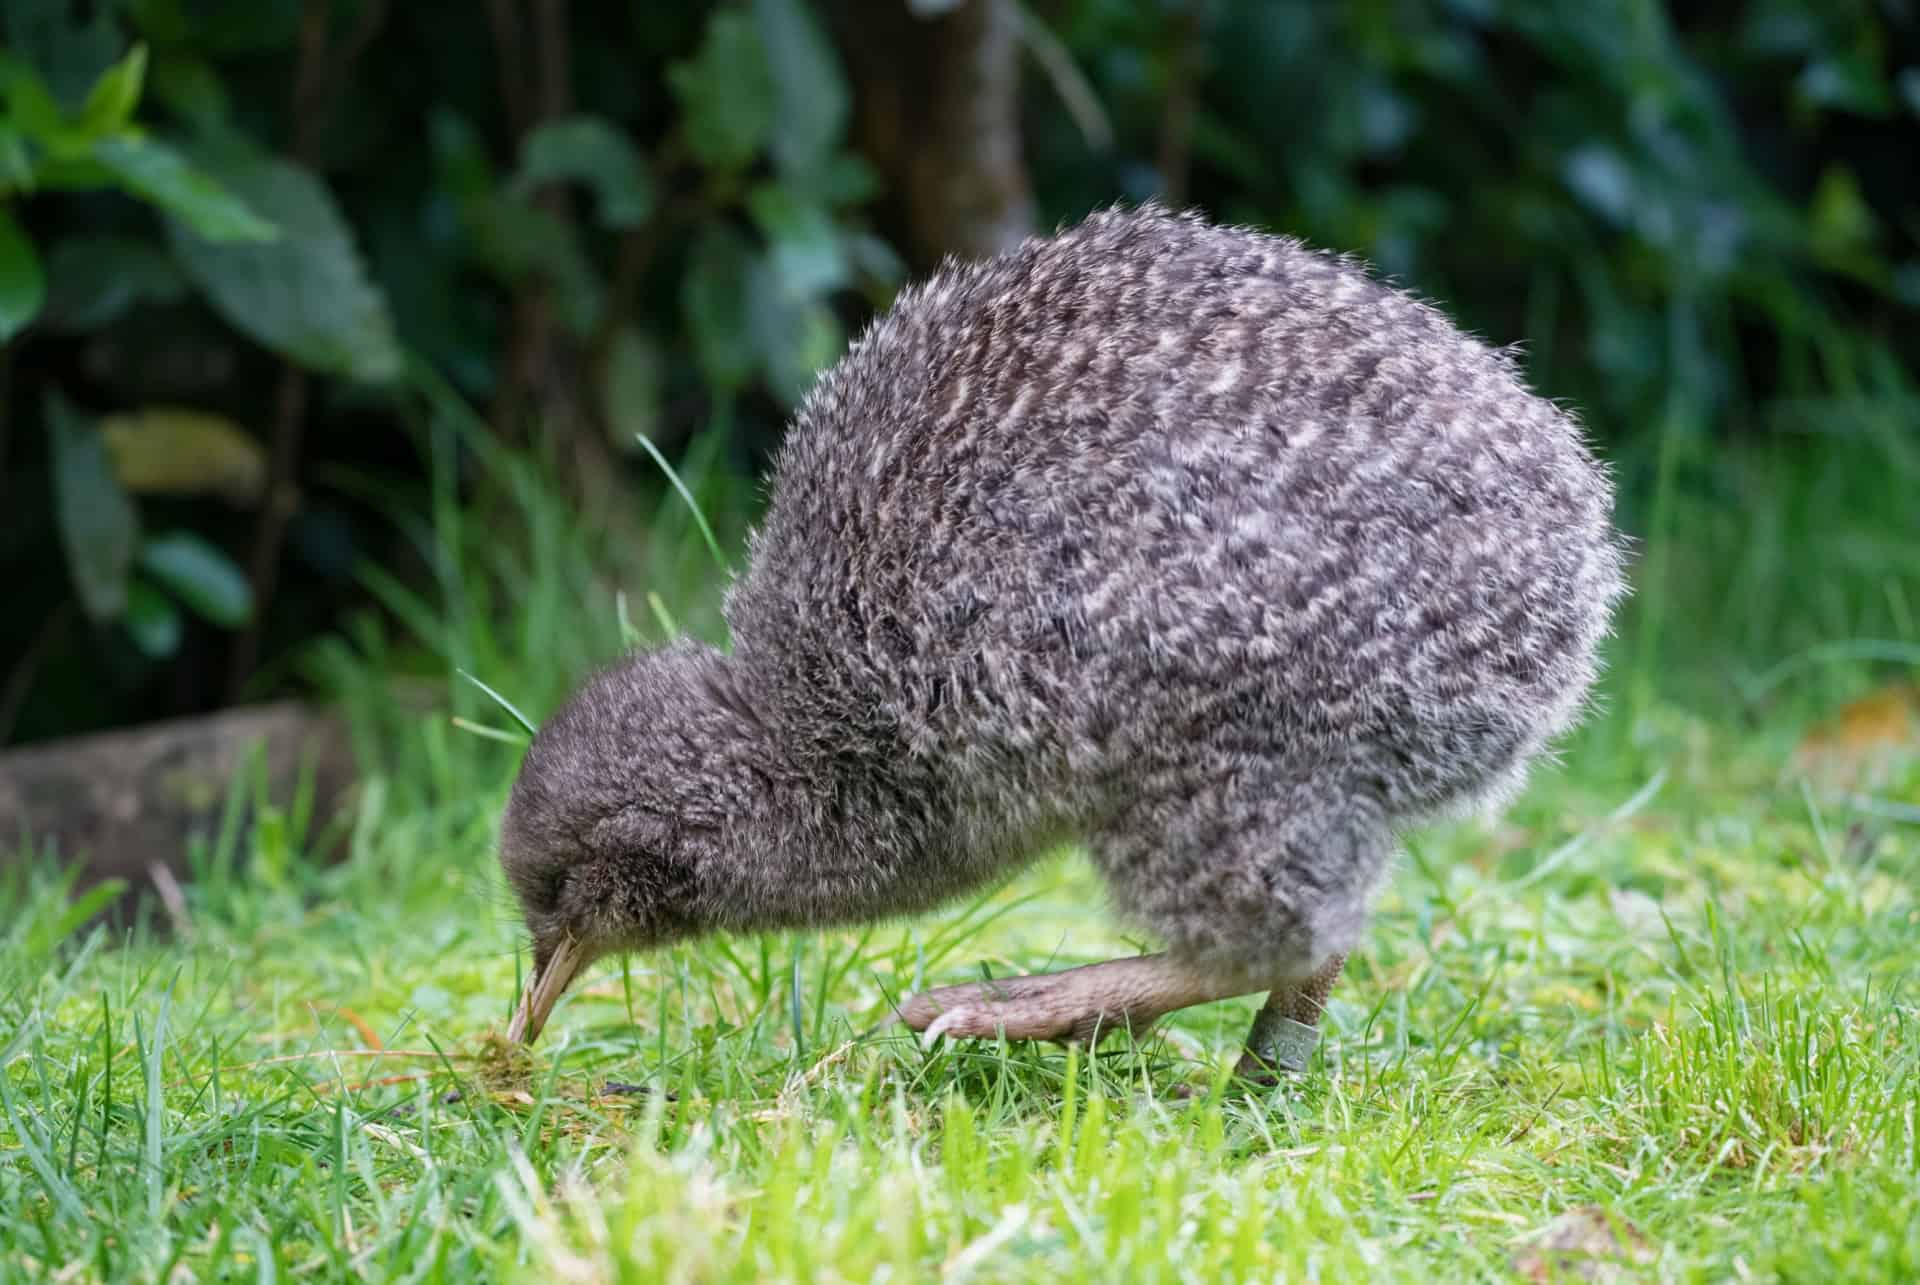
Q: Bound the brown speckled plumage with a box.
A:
[500,204,1628,1060]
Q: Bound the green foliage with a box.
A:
[0,44,274,240]
[138,530,253,628]
[1086,0,1920,456]
[42,390,255,659]
[4,2,903,745]
[164,141,402,383]
[1,29,282,687]
[508,115,654,228]
[123,579,184,658]
[1032,0,1919,727]
[682,222,759,393]
[0,1,1913,766]
[89,135,277,241]
[0,205,43,341]
[76,39,146,135]
[46,390,139,623]
[0,39,264,346]
[670,12,778,173]
[754,0,851,178]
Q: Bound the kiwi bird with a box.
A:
[500,203,1627,1076]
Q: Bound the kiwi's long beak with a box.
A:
[507,936,586,1045]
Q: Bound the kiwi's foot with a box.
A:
[897,975,1137,1046]
[896,953,1247,1048]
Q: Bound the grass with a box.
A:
[4,424,1918,1281]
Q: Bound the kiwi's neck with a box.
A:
[689,649,953,935]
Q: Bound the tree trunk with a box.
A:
[829,0,1037,269]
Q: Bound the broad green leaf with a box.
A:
[47,390,140,622]
[1810,165,1877,258]
[0,52,73,148]
[749,253,842,407]
[668,12,775,173]
[167,145,403,382]
[682,224,757,392]
[1798,56,1894,117]
[428,106,496,206]
[125,578,184,658]
[39,235,187,331]
[801,152,882,209]
[78,43,148,136]
[0,206,46,341]
[747,185,849,297]
[510,115,653,228]
[28,154,119,190]
[92,136,277,241]
[0,0,122,111]
[1562,145,1634,225]
[0,126,33,191]
[101,406,265,503]
[469,194,603,336]
[140,530,253,628]
[753,0,850,178]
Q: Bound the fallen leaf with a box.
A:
[1513,1205,1654,1283]
[1793,683,1920,786]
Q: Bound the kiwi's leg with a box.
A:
[1232,952,1347,1082]
[895,953,1262,1046]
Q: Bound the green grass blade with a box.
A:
[633,432,730,576]
[455,669,538,737]
[449,717,531,747]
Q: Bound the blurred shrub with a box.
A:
[0,0,897,746]
[1036,0,1918,494]
[2,39,276,668]
[1,0,1915,747]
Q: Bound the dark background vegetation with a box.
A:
[3,0,1916,751]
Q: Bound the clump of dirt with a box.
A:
[472,1028,536,1088]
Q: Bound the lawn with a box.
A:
[4,436,1918,1282]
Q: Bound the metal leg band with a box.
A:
[1267,1016,1321,1073]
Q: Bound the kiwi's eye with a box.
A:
[541,869,570,909]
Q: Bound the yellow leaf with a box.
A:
[1794,682,1920,785]
[1513,1206,1654,1282]
[100,407,266,505]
